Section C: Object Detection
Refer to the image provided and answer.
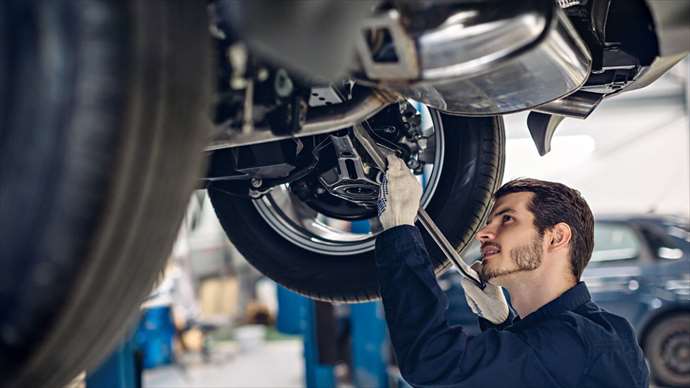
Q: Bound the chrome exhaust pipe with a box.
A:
[206,90,398,151]
[534,91,604,119]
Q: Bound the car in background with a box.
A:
[440,215,690,387]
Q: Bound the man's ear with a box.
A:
[548,222,572,250]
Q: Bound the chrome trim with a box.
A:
[206,90,398,150]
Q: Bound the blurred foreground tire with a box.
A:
[0,1,211,387]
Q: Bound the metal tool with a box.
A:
[352,124,486,289]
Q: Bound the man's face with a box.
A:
[475,192,544,283]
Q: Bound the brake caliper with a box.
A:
[365,100,431,174]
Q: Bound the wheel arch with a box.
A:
[638,303,690,349]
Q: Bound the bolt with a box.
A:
[257,68,270,81]
[250,178,263,188]
[316,187,326,195]
[274,69,294,97]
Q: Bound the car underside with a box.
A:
[1,0,688,387]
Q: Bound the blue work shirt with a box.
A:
[375,225,649,388]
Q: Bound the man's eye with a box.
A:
[502,215,513,223]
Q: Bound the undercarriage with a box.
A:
[204,0,687,205]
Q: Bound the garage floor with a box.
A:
[144,340,304,388]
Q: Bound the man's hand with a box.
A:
[377,155,422,230]
[460,261,510,324]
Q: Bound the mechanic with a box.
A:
[375,155,649,388]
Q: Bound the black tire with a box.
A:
[0,1,211,387]
[644,313,690,387]
[209,114,505,302]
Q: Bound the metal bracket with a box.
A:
[355,10,420,80]
[527,112,566,156]
[318,134,380,205]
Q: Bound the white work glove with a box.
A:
[377,155,422,230]
[459,262,510,324]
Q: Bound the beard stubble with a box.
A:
[480,236,543,281]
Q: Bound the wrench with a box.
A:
[352,124,486,289]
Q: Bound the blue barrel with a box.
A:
[134,305,175,368]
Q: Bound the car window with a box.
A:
[657,218,690,247]
[592,223,641,262]
[639,225,686,260]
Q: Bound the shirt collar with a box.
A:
[511,282,591,327]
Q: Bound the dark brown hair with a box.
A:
[494,178,594,280]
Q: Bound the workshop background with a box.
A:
[82,58,689,388]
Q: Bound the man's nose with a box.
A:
[476,224,496,242]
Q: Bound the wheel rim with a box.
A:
[253,105,445,255]
[661,329,690,376]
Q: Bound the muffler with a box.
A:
[355,0,592,116]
